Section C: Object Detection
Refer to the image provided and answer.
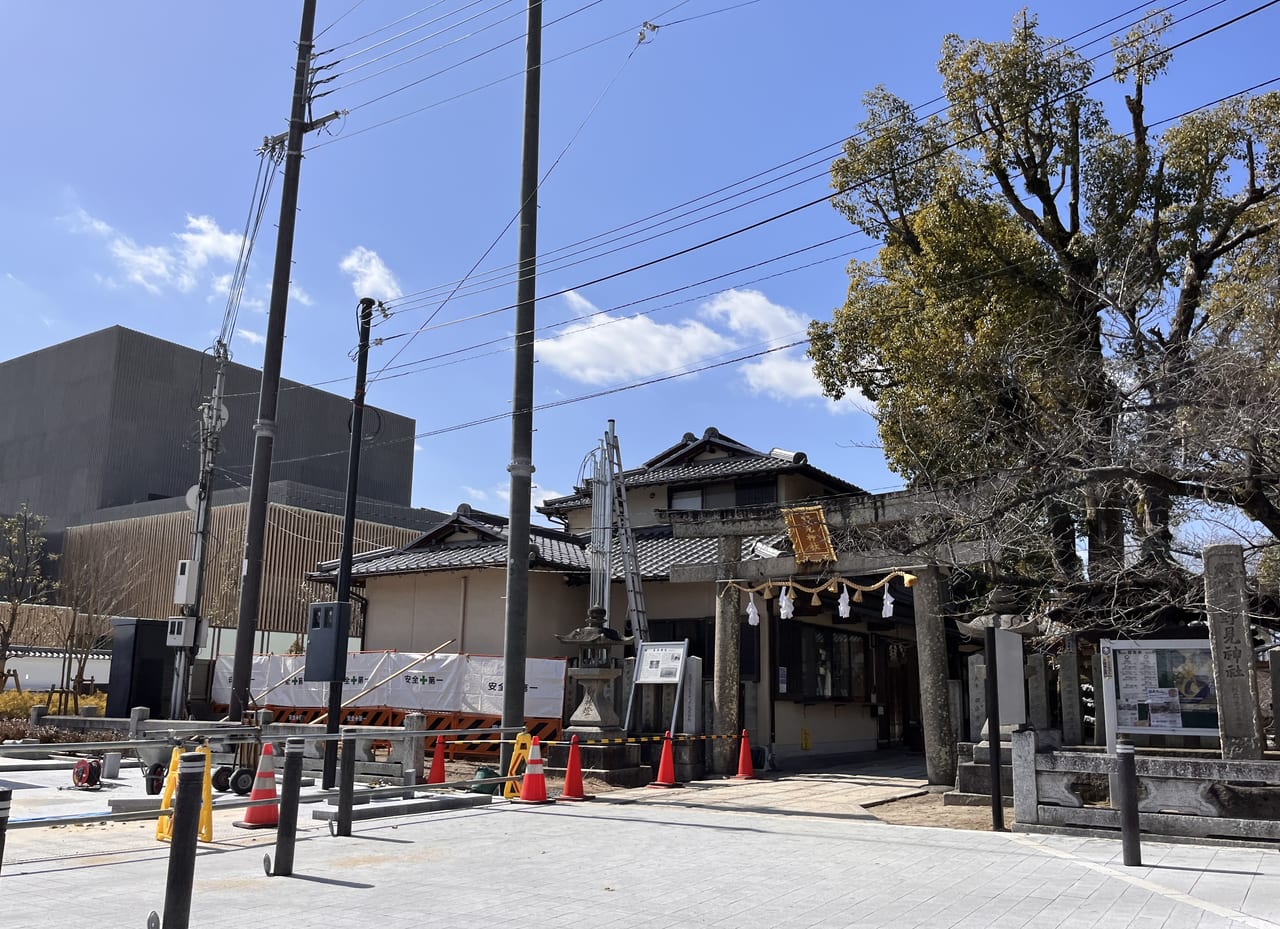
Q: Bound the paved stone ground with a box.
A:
[4,755,1279,929]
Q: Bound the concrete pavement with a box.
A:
[3,755,1279,929]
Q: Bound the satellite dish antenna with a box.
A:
[185,484,202,512]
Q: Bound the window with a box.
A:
[735,479,777,507]
[777,620,868,702]
[670,488,703,510]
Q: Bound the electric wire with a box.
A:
[314,0,526,96]
[368,20,658,383]
[332,0,613,113]
[368,0,1218,318]
[370,0,1280,339]
[379,0,1243,318]
[318,0,454,53]
[222,69,1280,402]
[315,0,371,41]
[219,146,285,350]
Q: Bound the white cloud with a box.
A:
[536,293,735,384]
[339,246,402,301]
[699,288,858,411]
[67,207,113,237]
[463,485,488,501]
[236,328,266,346]
[109,238,175,295]
[562,290,596,318]
[289,283,314,306]
[68,209,246,296]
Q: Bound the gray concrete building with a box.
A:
[0,326,416,530]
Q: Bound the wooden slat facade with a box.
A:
[63,504,421,635]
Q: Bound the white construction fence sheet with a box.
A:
[211,652,566,718]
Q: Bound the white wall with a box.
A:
[362,569,584,658]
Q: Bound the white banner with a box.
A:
[212,652,565,718]
[375,652,463,711]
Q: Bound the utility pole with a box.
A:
[170,340,229,717]
[227,0,318,722]
[321,297,376,789]
[500,0,543,777]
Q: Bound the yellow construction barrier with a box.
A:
[156,744,214,843]
[502,733,532,800]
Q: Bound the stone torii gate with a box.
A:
[660,490,991,785]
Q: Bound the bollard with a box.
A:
[336,735,356,838]
[1115,738,1142,866]
[0,787,11,876]
[402,712,426,800]
[983,625,1005,832]
[267,738,305,877]
[153,751,206,929]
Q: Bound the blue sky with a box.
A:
[3,1,1276,525]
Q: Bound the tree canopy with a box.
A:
[809,10,1280,603]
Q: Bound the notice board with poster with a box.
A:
[624,640,689,734]
[1098,638,1220,751]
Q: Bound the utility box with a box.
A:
[165,615,196,648]
[106,617,176,718]
[173,560,195,606]
[304,601,350,681]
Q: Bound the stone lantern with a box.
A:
[556,606,631,738]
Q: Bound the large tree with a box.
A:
[810,11,1280,600]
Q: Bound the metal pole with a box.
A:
[984,625,1005,832]
[323,297,375,789]
[228,0,318,721]
[0,787,10,875]
[500,0,543,778]
[268,738,304,877]
[336,735,356,838]
[1116,738,1142,866]
[160,752,206,929]
[172,342,228,717]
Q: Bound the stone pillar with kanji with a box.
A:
[1203,544,1264,760]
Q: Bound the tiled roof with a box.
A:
[322,532,590,579]
[618,526,787,580]
[317,522,782,583]
[541,454,861,511]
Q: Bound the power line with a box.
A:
[369,20,660,383]
[375,0,1229,316]
[371,0,1280,339]
[223,69,1280,403]
[314,0,525,94]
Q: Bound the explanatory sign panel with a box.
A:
[633,641,688,684]
[1099,638,1219,749]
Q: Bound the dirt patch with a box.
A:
[868,792,1008,831]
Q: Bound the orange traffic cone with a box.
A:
[512,736,554,804]
[732,729,755,780]
[234,742,278,830]
[558,735,591,801]
[427,734,446,784]
[647,730,682,789]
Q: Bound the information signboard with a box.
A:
[1099,638,1219,751]
[624,640,689,733]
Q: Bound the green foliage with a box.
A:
[812,9,1280,586]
